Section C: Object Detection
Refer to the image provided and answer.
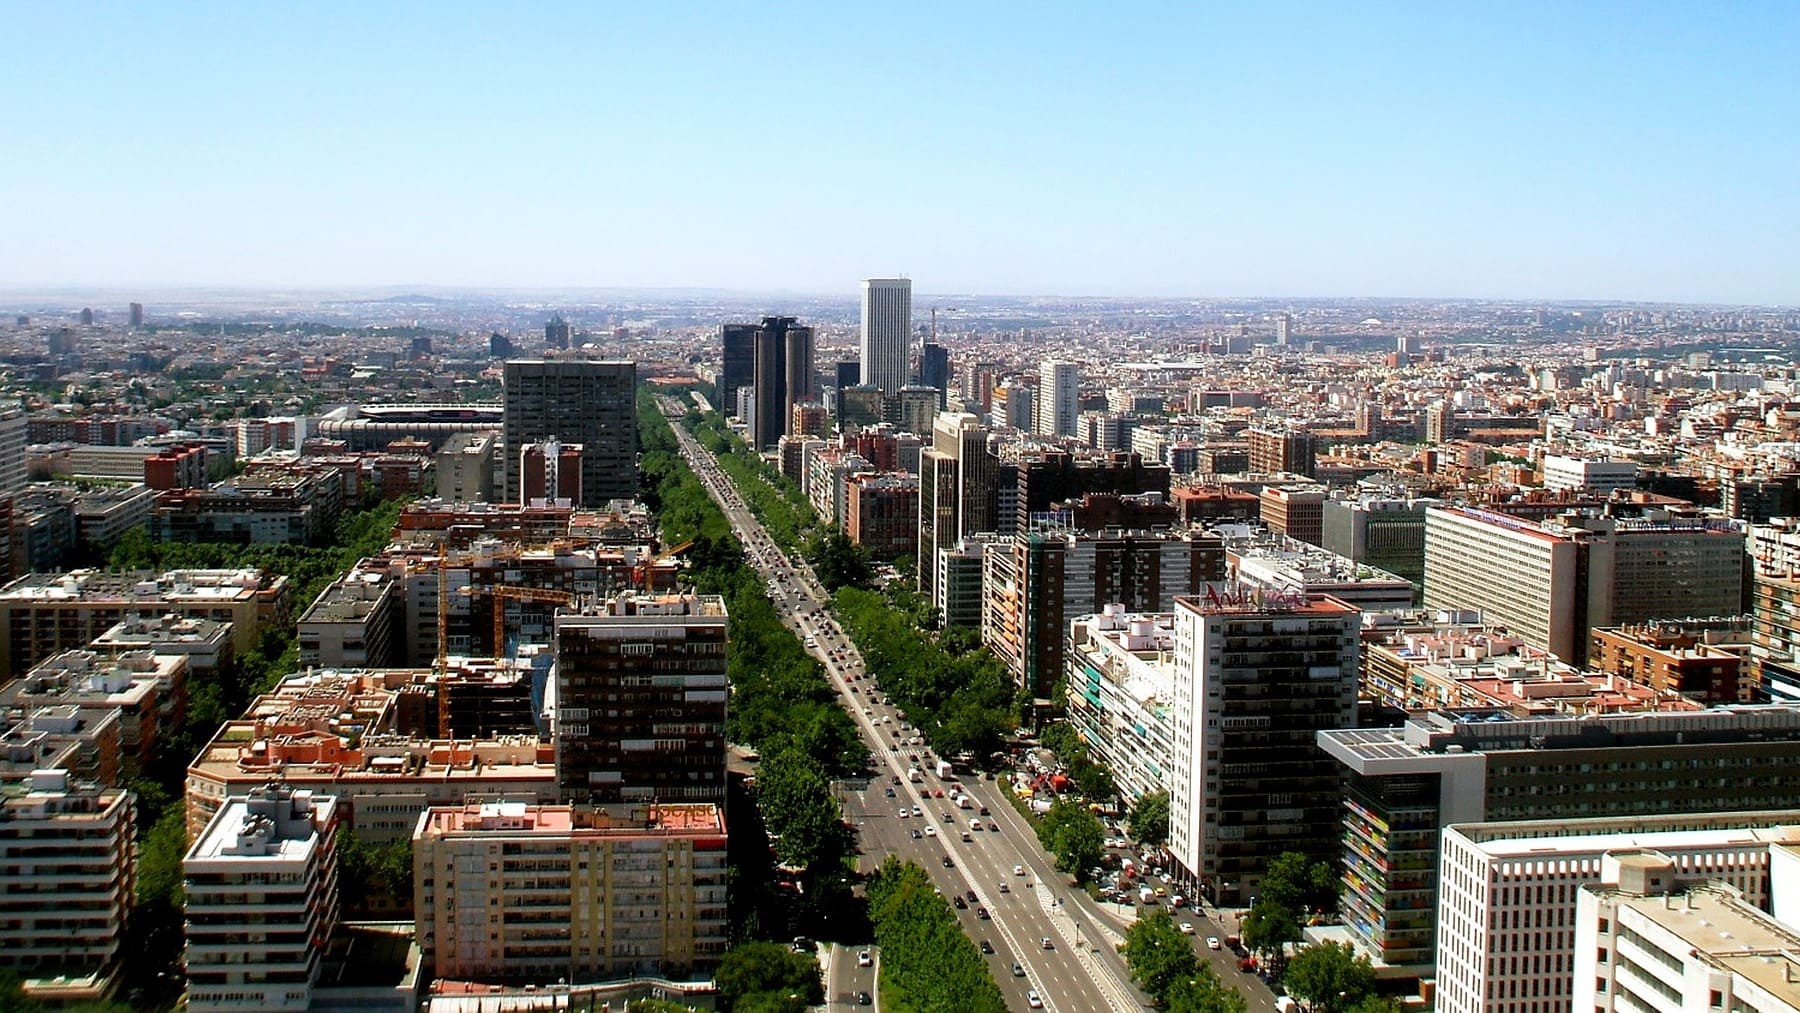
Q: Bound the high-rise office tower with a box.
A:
[860,278,912,395]
[834,360,860,392]
[917,413,998,600]
[1275,313,1291,346]
[719,324,757,415]
[749,316,814,451]
[1037,361,1079,437]
[919,342,950,408]
[503,360,638,507]
[1169,588,1359,906]
[544,314,571,350]
[1247,426,1317,477]
[553,595,729,806]
[128,302,143,328]
[488,332,513,358]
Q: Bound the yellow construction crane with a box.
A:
[434,541,450,674]
[484,585,577,658]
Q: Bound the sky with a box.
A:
[2,3,1796,304]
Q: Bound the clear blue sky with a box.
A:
[3,3,1795,304]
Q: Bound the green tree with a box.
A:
[1258,851,1340,916]
[1240,903,1301,963]
[713,941,823,1011]
[805,528,872,592]
[1124,908,1199,1002]
[1165,970,1249,1013]
[1038,799,1106,882]
[1129,790,1171,847]
[136,809,188,913]
[1281,941,1377,1013]
[864,857,1007,1013]
[757,748,845,872]
[1344,997,1404,1013]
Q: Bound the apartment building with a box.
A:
[1225,529,1416,613]
[984,528,1226,699]
[183,785,341,1012]
[0,770,134,1005]
[1169,588,1360,905]
[297,567,402,668]
[435,431,497,503]
[1258,485,1327,545]
[844,473,918,560]
[0,567,289,675]
[1065,606,1177,805]
[414,801,728,984]
[1590,620,1752,705]
[1320,495,1437,592]
[89,613,234,680]
[185,668,554,841]
[4,649,187,772]
[553,594,729,807]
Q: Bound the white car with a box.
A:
[1027,991,1043,1009]
[857,950,873,967]
[924,825,937,837]
[1015,865,1026,876]
[1206,936,1221,950]
[1179,922,1194,935]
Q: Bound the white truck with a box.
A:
[957,794,975,810]
[935,759,954,779]
[907,768,924,783]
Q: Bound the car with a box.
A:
[1012,963,1027,978]
[897,808,908,819]
[978,806,990,816]
[1041,937,1054,950]
[979,939,995,954]
[961,832,973,843]
[912,806,922,818]
[1027,990,1044,1009]
[942,856,955,868]
[855,992,872,1006]
[924,825,937,837]
[976,907,990,920]
[1015,865,1026,876]
[942,812,953,822]
[857,950,872,967]
[965,890,978,902]
[1206,935,1221,949]
[909,829,921,840]
[998,882,1009,893]
[884,787,896,798]
[952,896,966,909]
[1179,922,1195,935]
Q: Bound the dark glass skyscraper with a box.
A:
[749,316,814,451]
[719,323,756,415]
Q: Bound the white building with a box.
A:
[1543,454,1639,494]
[183,785,341,1013]
[1423,506,1584,663]
[1037,360,1080,438]
[1065,606,1177,805]
[1169,588,1359,905]
[0,770,134,1005]
[1435,814,1800,1013]
[859,278,912,396]
[1574,855,1800,1013]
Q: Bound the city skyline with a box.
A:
[2,5,1796,305]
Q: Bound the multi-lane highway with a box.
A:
[662,400,1275,1012]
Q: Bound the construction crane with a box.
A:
[634,539,694,588]
[434,541,451,674]
[485,585,577,659]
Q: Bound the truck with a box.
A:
[907,768,924,783]
[1139,887,1156,905]
[957,794,975,810]
[935,759,954,779]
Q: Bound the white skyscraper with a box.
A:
[1037,360,1079,437]
[860,278,912,396]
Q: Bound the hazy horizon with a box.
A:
[4,5,1795,305]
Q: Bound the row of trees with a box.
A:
[682,411,815,552]
[1124,909,1246,1012]
[865,858,1008,1013]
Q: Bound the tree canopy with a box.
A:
[713,941,824,1012]
[1129,789,1171,847]
[1037,799,1106,882]
[1281,941,1377,1013]
[1124,908,1200,1000]
[865,857,1007,1013]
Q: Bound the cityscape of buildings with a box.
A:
[4,279,1800,1012]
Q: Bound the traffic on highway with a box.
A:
[661,399,1274,1012]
